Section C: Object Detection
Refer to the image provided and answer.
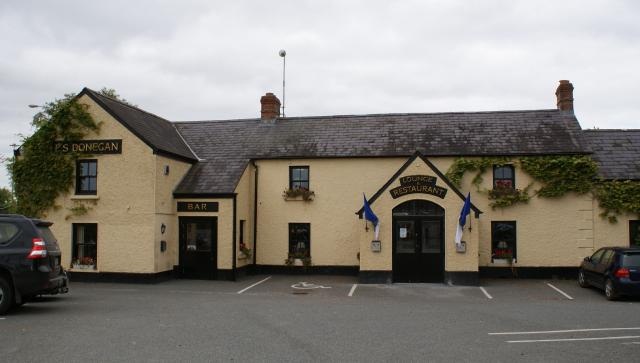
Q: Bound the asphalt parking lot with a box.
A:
[2,276,639,362]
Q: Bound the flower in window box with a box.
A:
[239,242,252,259]
[71,256,96,269]
[283,187,315,201]
[284,252,312,267]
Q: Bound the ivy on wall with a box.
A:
[446,155,639,222]
[445,157,530,209]
[594,180,640,223]
[8,93,99,217]
[519,156,598,197]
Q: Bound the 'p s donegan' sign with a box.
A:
[389,174,448,199]
[54,139,122,154]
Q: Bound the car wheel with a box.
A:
[578,270,589,288]
[605,279,618,301]
[0,276,15,315]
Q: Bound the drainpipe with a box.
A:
[251,160,259,266]
[232,195,237,281]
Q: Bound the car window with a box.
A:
[621,253,640,267]
[0,222,20,245]
[590,249,606,264]
[37,226,59,250]
[601,250,614,266]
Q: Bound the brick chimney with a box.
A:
[260,92,281,121]
[555,80,574,112]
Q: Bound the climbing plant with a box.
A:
[594,180,640,223]
[520,156,598,197]
[445,157,528,208]
[8,93,99,217]
[446,155,639,222]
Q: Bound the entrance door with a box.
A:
[179,217,217,279]
[392,200,444,283]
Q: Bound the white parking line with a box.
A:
[0,317,5,320]
[507,335,640,344]
[479,287,493,299]
[489,327,640,335]
[546,283,574,300]
[348,284,358,297]
[237,276,272,294]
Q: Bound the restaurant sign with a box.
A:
[54,139,122,154]
[389,174,448,199]
[177,202,219,212]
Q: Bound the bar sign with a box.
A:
[177,202,219,212]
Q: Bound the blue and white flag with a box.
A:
[363,193,380,240]
[455,192,471,247]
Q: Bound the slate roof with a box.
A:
[582,130,640,180]
[80,88,197,162]
[173,110,589,195]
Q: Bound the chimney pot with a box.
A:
[260,92,281,121]
[555,80,574,112]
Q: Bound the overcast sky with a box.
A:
[1,0,639,188]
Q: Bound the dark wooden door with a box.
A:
[179,217,217,279]
[393,217,444,283]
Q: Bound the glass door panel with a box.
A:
[396,220,415,254]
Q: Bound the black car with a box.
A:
[0,215,68,314]
[578,246,640,300]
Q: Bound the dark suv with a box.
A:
[578,246,640,300]
[0,215,68,314]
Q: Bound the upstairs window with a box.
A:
[289,166,309,190]
[493,165,514,189]
[76,159,97,195]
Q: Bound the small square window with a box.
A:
[493,165,514,189]
[76,159,97,195]
[492,221,516,261]
[289,166,309,190]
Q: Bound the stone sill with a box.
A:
[283,196,314,202]
[69,266,98,272]
[71,195,100,201]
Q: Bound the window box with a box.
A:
[285,253,311,267]
[71,257,96,270]
[283,187,315,201]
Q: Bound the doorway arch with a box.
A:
[392,200,445,282]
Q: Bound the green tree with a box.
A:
[99,87,136,106]
[7,92,99,217]
[0,187,15,213]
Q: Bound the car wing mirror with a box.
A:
[584,256,591,262]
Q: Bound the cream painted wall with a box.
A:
[452,157,612,267]
[176,198,234,270]
[255,158,407,267]
[233,164,255,268]
[358,157,479,273]
[48,94,157,273]
[154,155,194,272]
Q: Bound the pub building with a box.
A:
[42,81,640,285]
